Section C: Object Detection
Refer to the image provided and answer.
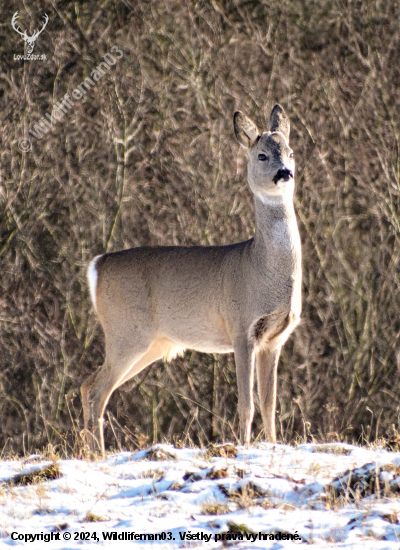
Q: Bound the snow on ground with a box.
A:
[1,442,400,549]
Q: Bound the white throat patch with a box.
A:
[276,179,289,189]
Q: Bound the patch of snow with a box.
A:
[0,443,399,548]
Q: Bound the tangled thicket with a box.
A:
[1,0,400,453]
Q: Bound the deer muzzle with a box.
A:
[273,168,293,184]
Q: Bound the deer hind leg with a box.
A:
[255,345,281,442]
[233,338,256,446]
[81,339,165,455]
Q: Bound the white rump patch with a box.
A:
[87,255,102,311]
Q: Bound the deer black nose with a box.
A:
[273,168,293,184]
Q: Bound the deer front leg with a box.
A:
[233,338,255,446]
[256,345,281,442]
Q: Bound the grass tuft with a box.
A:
[323,462,400,509]
[220,482,265,509]
[203,444,237,460]
[169,481,184,491]
[6,463,62,486]
[200,499,230,515]
[141,468,165,481]
[312,445,352,456]
[207,468,229,479]
[381,511,399,525]
[183,471,202,482]
[84,511,106,523]
[144,447,176,462]
[228,522,254,535]
[386,428,400,452]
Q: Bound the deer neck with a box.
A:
[253,193,301,270]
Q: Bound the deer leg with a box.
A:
[81,356,135,455]
[81,340,162,455]
[233,338,255,446]
[81,369,101,450]
[256,345,281,442]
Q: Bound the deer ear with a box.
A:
[234,111,259,149]
[269,104,290,141]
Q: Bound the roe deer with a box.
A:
[81,104,302,454]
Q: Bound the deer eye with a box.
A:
[289,152,294,159]
[258,154,268,161]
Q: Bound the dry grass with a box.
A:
[381,511,399,525]
[84,511,106,523]
[144,447,176,462]
[203,444,238,461]
[168,481,184,491]
[140,468,165,481]
[207,468,229,479]
[312,445,352,456]
[6,463,62,487]
[323,462,400,509]
[227,522,255,535]
[183,471,202,482]
[385,427,400,452]
[200,500,230,515]
[220,482,266,509]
